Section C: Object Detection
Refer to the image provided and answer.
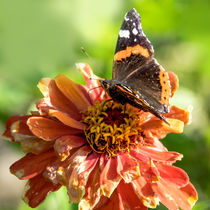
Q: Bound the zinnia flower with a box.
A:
[3,63,197,209]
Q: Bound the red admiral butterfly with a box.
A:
[100,8,171,124]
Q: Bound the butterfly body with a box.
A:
[100,8,171,123]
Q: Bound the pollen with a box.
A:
[82,101,142,157]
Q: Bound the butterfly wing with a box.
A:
[113,8,154,80]
[112,8,171,113]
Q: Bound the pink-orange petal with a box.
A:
[180,182,198,207]
[156,163,189,187]
[3,115,32,141]
[79,166,101,210]
[168,72,179,97]
[68,153,99,204]
[27,117,83,141]
[54,135,86,160]
[23,174,61,208]
[100,157,121,197]
[152,179,193,210]
[140,146,183,163]
[132,176,157,208]
[65,146,92,203]
[117,181,147,210]
[76,63,105,101]
[116,153,140,183]
[10,150,56,180]
[55,74,91,111]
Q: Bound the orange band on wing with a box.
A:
[114,44,149,61]
[159,66,171,106]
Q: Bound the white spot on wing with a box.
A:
[132,28,138,35]
[124,16,129,21]
[119,30,130,38]
[134,38,137,42]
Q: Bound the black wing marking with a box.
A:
[123,59,171,113]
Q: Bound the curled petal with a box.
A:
[55,74,91,111]
[141,118,184,139]
[10,150,56,179]
[27,117,83,141]
[168,72,179,97]
[54,135,86,160]
[117,181,147,210]
[23,174,61,208]
[3,115,32,142]
[100,157,121,197]
[165,105,193,125]
[116,153,140,183]
[37,78,51,98]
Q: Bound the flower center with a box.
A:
[82,100,142,157]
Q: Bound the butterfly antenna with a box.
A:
[81,47,107,79]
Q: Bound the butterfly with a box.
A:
[99,8,171,124]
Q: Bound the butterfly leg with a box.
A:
[101,99,113,111]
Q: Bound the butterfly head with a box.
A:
[99,79,111,92]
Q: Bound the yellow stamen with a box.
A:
[82,101,141,157]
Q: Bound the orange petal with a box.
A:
[140,146,183,163]
[141,118,184,139]
[117,181,147,210]
[54,135,86,160]
[48,109,86,130]
[165,105,193,125]
[3,115,32,141]
[116,153,140,183]
[20,137,53,155]
[38,79,81,120]
[55,74,91,111]
[10,150,56,179]
[27,117,83,141]
[168,72,179,97]
[22,174,61,208]
[156,163,189,187]
[100,157,121,197]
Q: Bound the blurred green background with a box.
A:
[0,0,210,209]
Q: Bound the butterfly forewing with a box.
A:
[113,8,154,80]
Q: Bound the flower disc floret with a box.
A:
[82,101,142,157]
